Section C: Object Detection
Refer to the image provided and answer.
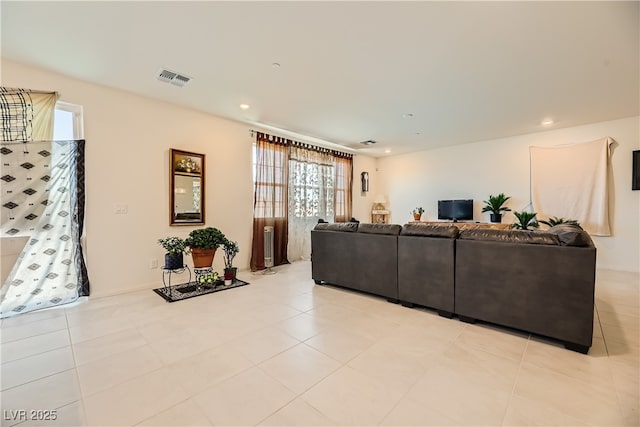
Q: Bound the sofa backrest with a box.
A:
[546,224,595,247]
[357,223,402,235]
[400,224,459,238]
[314,222,359,232]
[459,228,561,246]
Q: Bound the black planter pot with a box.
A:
[490,213,502,223]
[165,253,184,270]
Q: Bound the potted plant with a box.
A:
[511,210,540,230]
[412,207,424,221]
[539,216,581,228]
[481,193,511,223]
[196,271,219,290]
[157,237,187,270]
[185,227,227,268]
[223,239,240,281]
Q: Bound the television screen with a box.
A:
[633,150,639,190]
[438,199,473,221]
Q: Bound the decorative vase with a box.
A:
[490,213,502,223]
[413,213,422,221]
[191,248,216,268]
[165,253,184,270]
[224,267,238,281]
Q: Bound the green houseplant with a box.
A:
[511,211,540,230]
[158,237,187,270]
[185,227,227,268]
[539,216,581,228]
[481,193,511,223]
[412,207,425,221]
[196,271,219,289]
[223,239,240,281]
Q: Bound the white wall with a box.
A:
[2,60,375,297]
[352,155,379,222]
[377,117,640,273]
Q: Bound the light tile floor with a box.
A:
[1,261,638,426]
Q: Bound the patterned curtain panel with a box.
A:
[0,87,59,142]
[333,156,353,223]
[1,140,89,317]
[250,133,289,271]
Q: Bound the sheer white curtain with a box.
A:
[287,147,334,261]
[1,87,90,318]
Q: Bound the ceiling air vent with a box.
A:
[157,68,192,87]
[345,140,378,150]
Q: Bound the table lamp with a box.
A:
[373,195,387,211]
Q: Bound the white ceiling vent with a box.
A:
[157,68,192,87]
[345,140,378,150]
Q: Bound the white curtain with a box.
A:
[287,147,334,261]
[530,137,614,236]
[0,87,89,318]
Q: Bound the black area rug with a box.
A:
[153,279,250,303]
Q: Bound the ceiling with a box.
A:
[2,1,638,156]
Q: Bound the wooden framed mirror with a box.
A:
[170,148,205,225]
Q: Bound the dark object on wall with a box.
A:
[170,148,205,226]
[633,150,640,190]
[361,171,369,192]
[438,199,473,221]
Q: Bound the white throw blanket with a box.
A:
[530,137,613,236]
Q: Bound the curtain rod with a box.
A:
[249,129,354,158]
[0,88,58,96]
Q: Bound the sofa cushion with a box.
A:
[400,224,459,238]
[547,224,593,247]
[459,229,561,245]
[314,222,359,232]
[357,223,402,235]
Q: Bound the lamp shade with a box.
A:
[373,195,387,204]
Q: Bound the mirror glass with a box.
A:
[170,148,205,225]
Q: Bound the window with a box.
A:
[53,101,83,140]
[289,161,334,219]
[252,141,288,219]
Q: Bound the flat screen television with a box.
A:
[438,199,473,221]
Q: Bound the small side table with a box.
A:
[371,209,390,224]
[161,265,192,299]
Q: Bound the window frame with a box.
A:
[55,101,84,139]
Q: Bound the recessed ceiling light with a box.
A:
[402,113,414,118]
[272,62,281,69]
[239,103,250,110]
[384,149,391,154]
[541,118,554,126]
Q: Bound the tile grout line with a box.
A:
[594,303,609,355]
[65,308,89,425]
[0,330,71,365]
[595,302,632,423]
[498,333,530,426]
[375,338,458,426]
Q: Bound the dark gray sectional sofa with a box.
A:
[311,222,597,353]
[398,224,459,317]
[311,222,401,300]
